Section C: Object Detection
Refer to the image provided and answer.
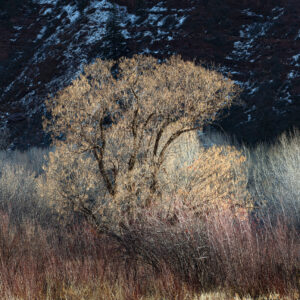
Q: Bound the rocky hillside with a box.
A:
[0,0,299,148]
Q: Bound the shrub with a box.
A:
[159,130,252,218]
[0,148,51,225]
[246,128,300,227]
[206,209,299,297]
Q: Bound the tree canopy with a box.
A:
[43,55,240,232]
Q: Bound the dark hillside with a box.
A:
[0,0,299,148]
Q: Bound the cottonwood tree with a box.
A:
[43,55,240,234]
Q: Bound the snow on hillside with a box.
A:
[1,1,299,147]
[2,0,196,121]
[229,7,284,62]
[3,1,120,110]
[224,6,299,123]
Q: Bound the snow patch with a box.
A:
[3,81,15,94]
[36,26,47,40]
[272,7,285,20]
[34,0,58,4]
[88,0,112,14]
[230,22,272,60]
[175,8,194,13]
[282,91,293,104]
[143,31,153,37]
[287,70,299,79]
[149,2,168,13]
[245,105,256,113]
[147,13,163,25]
[83,1,112,44]
[13,25,23,31]
[157,16,168,27]
[279,85,294,104]
[41,7,52,15]
[241,9,263,18]
[228,7,285,62]
[127,13,139,24]
[142,48,151,54]
[64,5,80,23]
[292,53,300,62]
[121,29,130,39]
[176,16,186,27]
[249,87,259,95]
[290,53,300,67]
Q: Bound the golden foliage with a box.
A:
[156,129,252,219]
[43,55,241,232]
[166,146,251,218]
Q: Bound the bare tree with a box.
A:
[43,55,239,234]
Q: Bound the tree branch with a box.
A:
[92,119,115,196]
[153,119,171,157]
[158,126,201,166]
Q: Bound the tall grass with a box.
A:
[0,131,298,299]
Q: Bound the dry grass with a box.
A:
[0,207,297,300]
[0,130,298,299]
